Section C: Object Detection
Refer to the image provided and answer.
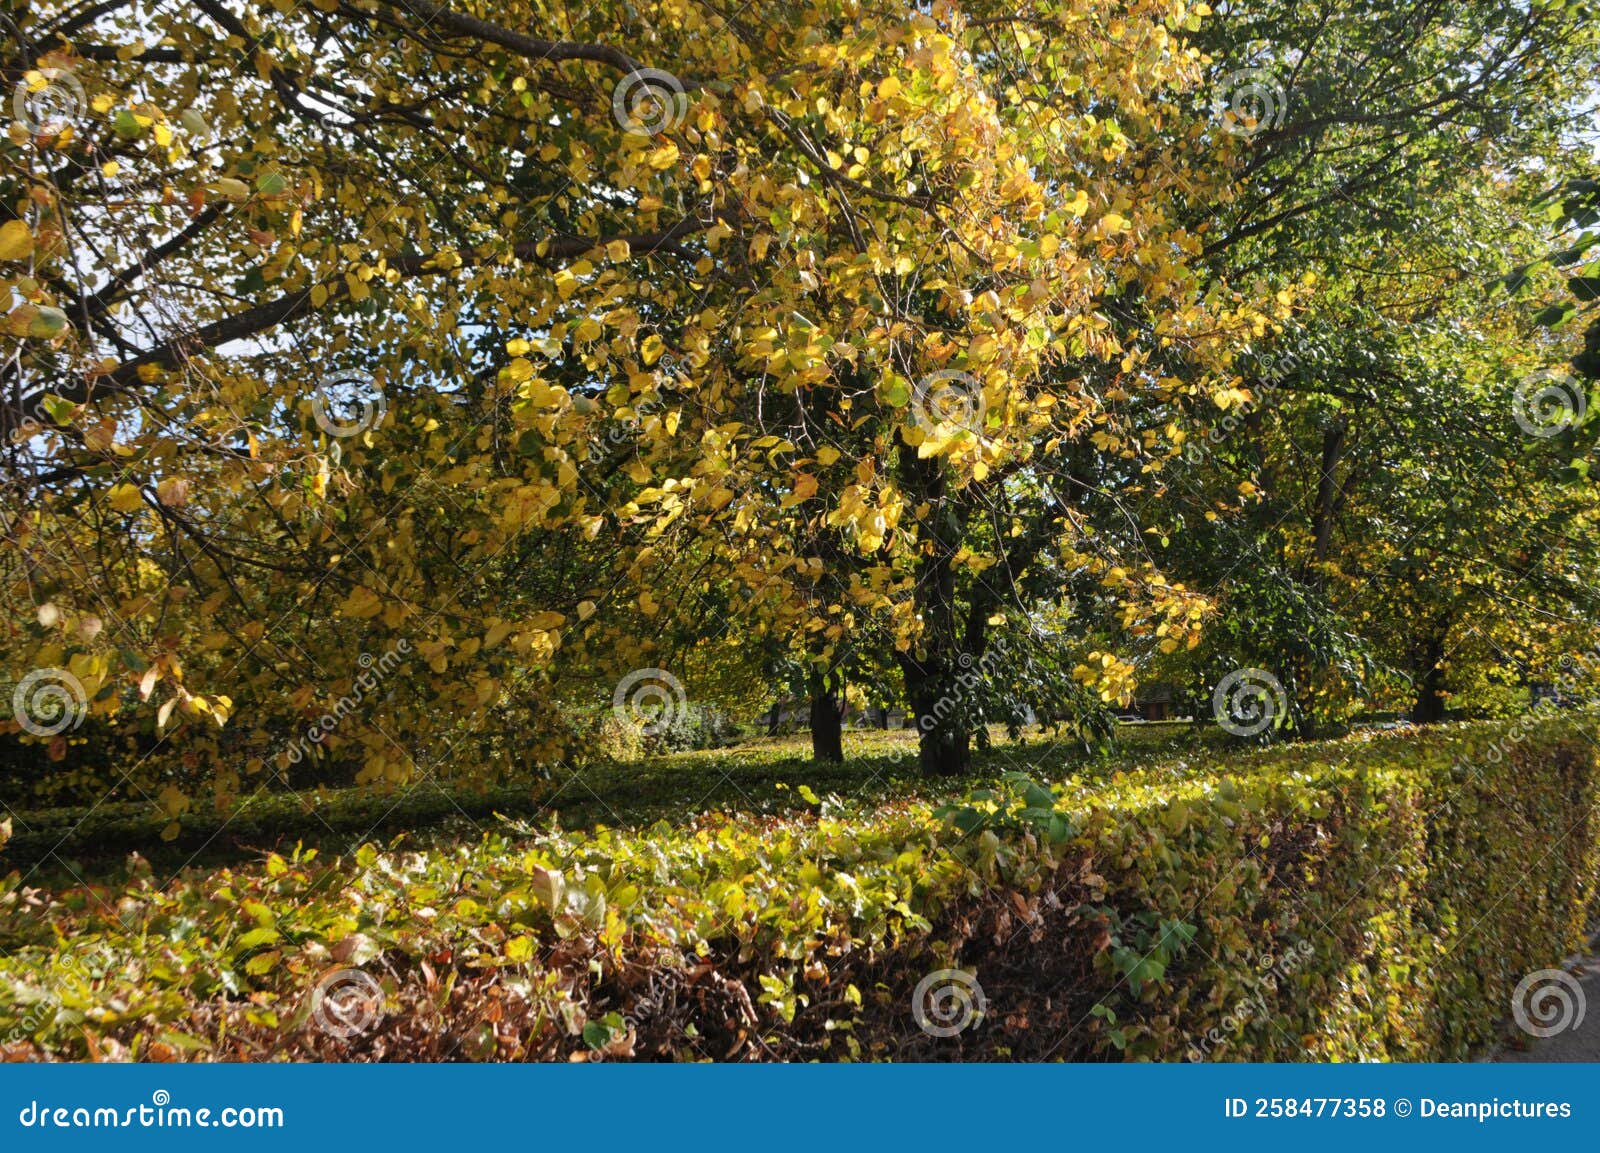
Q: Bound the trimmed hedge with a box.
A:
[0,719,1594,1061]
[1061,722,1598,1060]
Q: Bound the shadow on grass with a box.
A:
[2,723,1210,884]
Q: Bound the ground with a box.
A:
[1493,949,1600,1063]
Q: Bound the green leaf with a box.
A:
[243,949,280,975]
[234,926,280,950]
[40,393,78,424]
[112,109,143,139]
[28,307,69,340]
[255,170,289,197]
[1567,275,1600,303]
[582,1018,622,1050]
[1533,302,1574,327]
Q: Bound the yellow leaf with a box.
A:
[339,585,384,619]
[0,220,34,261]
[108,482,142,512]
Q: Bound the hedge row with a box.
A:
[0,719,1593,1061]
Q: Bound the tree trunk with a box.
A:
[1410,631,1449,723]
[808,673,844,762]
[895,435,975,775]
[1312,420,1346,570]
[1412,673,1447,723]
[902,658,969,775]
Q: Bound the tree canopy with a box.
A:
[4,0,1598,815]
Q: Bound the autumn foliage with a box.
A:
[3,0,1599,809]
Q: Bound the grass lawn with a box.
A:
[2,721,1208,884]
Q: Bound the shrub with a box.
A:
[0,720,1593,1061]
[593,711,646,763]
[643,704,742,755]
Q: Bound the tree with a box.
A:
[1145,0,1600,733]
[4,0,1598,814]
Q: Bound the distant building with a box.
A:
[1135,683,1174,722]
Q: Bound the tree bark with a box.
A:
[1312,420,1346,569]
[896,445,973,775]
[808,673,844,762]
[1410,630,1450,723]
[902,659,969,775]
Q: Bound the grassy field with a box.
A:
[2,721,1207,882]
[2,718,1594,1063]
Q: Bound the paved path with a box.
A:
[1493,955,1600,1062]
